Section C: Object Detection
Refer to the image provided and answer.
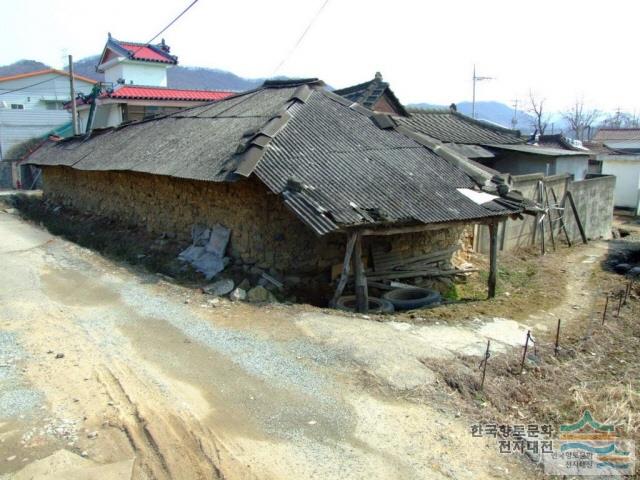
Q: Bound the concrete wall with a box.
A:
[476,173,615,253]
[565,174,616,240]
[42,166,465,277]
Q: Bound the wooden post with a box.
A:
[544,184,556,251]
[353,232,368,313]
[539,182,546,254]
[488,222,498,299]
[566,191,588,244]
[551,187,572,247]
[330,232,357,307]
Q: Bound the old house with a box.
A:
[587,128,640,215]
[28,79,524,308]
[398,107,591,180]
[333,72,408,116]
[75,35,234,132]
[0,69,96,187]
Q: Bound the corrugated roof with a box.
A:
[537,134,590,152]
[593,128,640,142]
[486,143,590,157]
[28,81,520,235]
[397,109,523,145]
[334,72,408,116]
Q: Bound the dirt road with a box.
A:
[1,210,604,479]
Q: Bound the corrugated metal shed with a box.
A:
[398,109,523,145]
[28,81,521,235]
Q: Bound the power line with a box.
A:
[130,0,200,58]
[271,0,330,76]
[0,77,57,96]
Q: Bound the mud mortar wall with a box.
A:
[42,166,465,275]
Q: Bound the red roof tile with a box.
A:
[104,85,235,102]
[118,42,175,64]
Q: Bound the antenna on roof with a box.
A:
[471,64,494,119]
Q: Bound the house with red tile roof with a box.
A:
[75,35,234,132]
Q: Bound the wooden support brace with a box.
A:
[488,221,498,299]
[330,232,358,307]
[353,232,368,314]
[566,191,588,244]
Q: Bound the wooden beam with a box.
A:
[566,191,588,244]
[358,216,506,237]
[488,222,498,299]
[329,232,358,307]
[353,232,368,313]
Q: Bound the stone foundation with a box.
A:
[42,166,465,277]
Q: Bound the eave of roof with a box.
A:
[0,68,98,85]
[486,143,590,157]
[102,85,235,102]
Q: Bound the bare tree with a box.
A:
[562,99,600,141]
[528,91,549,135]
[600,110,640,129]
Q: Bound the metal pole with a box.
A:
[624,281,632,305]
[554,319,561,356]
[480,339,490,389]
[520,330,530,374]
[602,294,609,325]
[616,291,624,317]
[68,55,79,135]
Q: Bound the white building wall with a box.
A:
[601,157,640,212]
[556,155,589,181]
[0,72,95,160]
[0,73,94,110]
[104,61,168,86]
[78,104,123,132]
[0,110,71,160]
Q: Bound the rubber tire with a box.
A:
[382,287,441,311]
[335,295,395,314]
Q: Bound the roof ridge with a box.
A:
[0,68,97,84]
[450,110,521,136]
[113,84,236,93]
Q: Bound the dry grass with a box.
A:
[423,271,640,448]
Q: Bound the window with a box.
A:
[11,104,24,110]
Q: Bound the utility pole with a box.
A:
[511,99,519,129]
[471,64,494,119]
[68,55,79,135]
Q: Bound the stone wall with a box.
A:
[42,166,465,278]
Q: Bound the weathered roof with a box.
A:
[397,108,523,145]
[537,134,590,152]
[593,128,640,142]
[28,80,520,235]
[334,72,408,117]
[486,143,590,157]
